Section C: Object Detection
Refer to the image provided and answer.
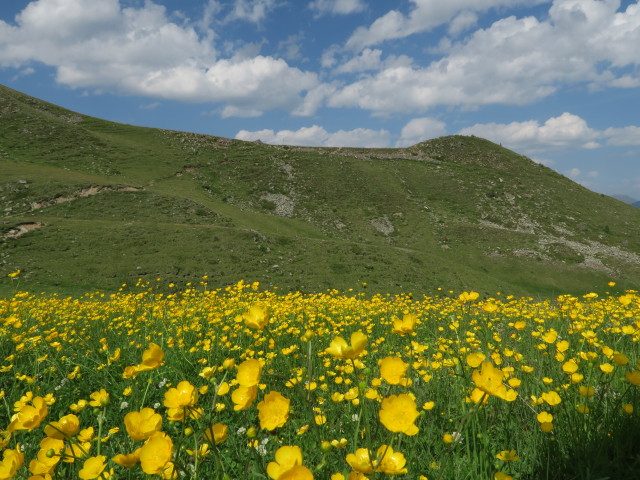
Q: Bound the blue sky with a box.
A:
[1,0,639,199]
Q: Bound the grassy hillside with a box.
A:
[2,84,640,297]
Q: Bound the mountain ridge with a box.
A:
[2,84,640,296]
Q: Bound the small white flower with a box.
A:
[351,414,359,422]
[153,402,161,409]
[236,427,247,435]
[119,401,129,410]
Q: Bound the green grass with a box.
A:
[2,84,640,297]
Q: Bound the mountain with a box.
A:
[633,201,640,208]
[2,84,640,297]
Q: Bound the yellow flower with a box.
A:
[599,363,615,374]
[346,448,375,474]
[136,343,164,371]
[458,291,479,303]
[325,331,367,360]
[626,370,640,386]
[232,385,258,411]
[379,394,419,435]
[138,432,173,475]
[379,357,408,385]
[562,360,578,374]
[0,446,24,479]
[124,408,162,441]
[267,446,304,479]
[466,352,486,368]
[536,411,553,424]
[112,451,140,468]
[204,423,228,444]
[540,391,561,406]
[88,389,109,407]
[471,362,517,402]
[376,445,408,475]
[78,455,107,480]
[257,391,290,431]
[391,314,417,335]
[7,270,21,278]
[164,381,198,409]
[9,396,48,431]
[44,414,80,439]
[622,403,634,414]
[494,472,513,480]
[236,359,263,387]
[496,450,519,461]
[243,305,269,330]
[277,465,314,479]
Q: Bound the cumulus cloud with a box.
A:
[345,0,546,50]
[333,48,413,74]
[0,0,318,116]
[309,0,366,16]
[459,113,601,151]
[603,126,640,146]
[331,0,640,114]
[235,125,392,147]
[396,117,447,147]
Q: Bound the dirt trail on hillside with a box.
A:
[29,185,144,211]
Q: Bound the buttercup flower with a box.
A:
[496,450,519,461]
[112,451,140,468]
[391,314,417,335]
[379,357,408,385]
[204,423,228,444]
[232,385,258,411]
[136,343,164,372]
[88,389,109,407]
[9,396,48,431]
[257,391,290,431]
[78,455,107,480]
[44,414,80,439]
[0,446,24,479]
[325,331,367,360]
[236,359,263,387]
[164,381,198,409]
[267,446,304,479]
[243,305,270,330]
[471,362,517,402]
[124,407,162,441]
[138,432,173,475]
[379,393,419,435]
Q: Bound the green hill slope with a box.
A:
[2,84,639,296]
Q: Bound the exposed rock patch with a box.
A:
[3,222,46,239]
[260,193,295,217]
[371,216,395,235]
[29,186,144,211]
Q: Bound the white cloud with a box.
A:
[331,1,640,114]
[396,117,447,147]
[603,126,640,146]
[459,113,601,151]
[567,167,581,178]
[235,125,392,147]
[309,0,366,16]
[448,10,479,36]
[345,0,547,50]
[222,0,278,24]
[0,0,319,116]
[333,48,413,74]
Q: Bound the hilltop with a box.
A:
[2,84,640,297]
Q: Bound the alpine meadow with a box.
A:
[1,85,640,480]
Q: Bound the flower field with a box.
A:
[1,276,639,479]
